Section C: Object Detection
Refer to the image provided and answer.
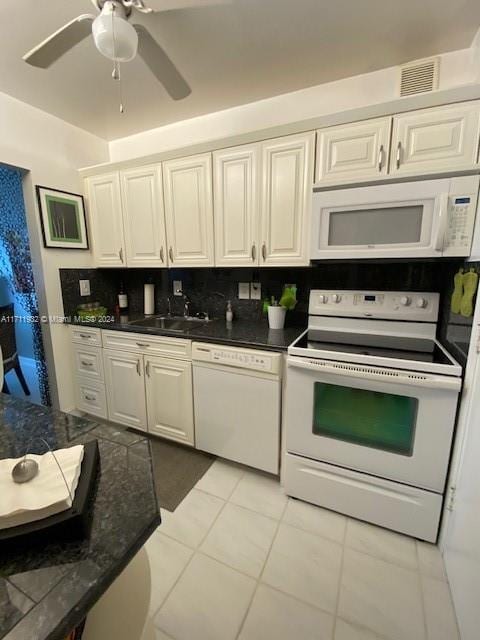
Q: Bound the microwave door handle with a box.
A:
[434,194,450,252]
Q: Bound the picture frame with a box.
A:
[36,186,89,250]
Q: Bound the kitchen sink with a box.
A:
[129,316,212,332]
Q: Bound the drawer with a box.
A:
[102,330,191,360]
[75,377,107,419]
[72,344,104,381]
[284,453,442,542]
[70,325,102,347]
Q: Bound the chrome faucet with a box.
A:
[176,289,191,318]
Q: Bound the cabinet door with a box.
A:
[145,356,194,446]
[213,145,260,266]
[391,102,480,176]
[260,133,315,266]
[86,173,126,267]
[121,165,167,267]
[163,154,214,267]
[316,117,391,184]
[103,349,147,431]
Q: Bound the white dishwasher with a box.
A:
[192,342,282,474]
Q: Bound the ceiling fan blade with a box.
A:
[23,14,95,68]
[134,25,191,100]
[142,0,232,12]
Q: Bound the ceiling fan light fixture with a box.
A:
[92,3,138,62]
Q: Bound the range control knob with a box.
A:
[400,296,411,306]
[331,294,341,303]
[318,295,328,304]
[416,297,428,309]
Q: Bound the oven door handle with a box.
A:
[287,356,461,391]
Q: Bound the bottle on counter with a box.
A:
[118,282,128,313]
[226,300,233,322]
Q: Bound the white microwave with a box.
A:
[311,175,480,260]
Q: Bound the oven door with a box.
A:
[285,356,461,492]
[311,179,449,260]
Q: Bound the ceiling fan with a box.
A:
[23,0,230,101]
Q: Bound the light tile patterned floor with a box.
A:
[141,460,460,640]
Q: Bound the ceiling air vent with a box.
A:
[399,57,440,97]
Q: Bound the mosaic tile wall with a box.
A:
[0,165,50,405]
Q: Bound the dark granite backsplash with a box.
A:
[60,260,465,331]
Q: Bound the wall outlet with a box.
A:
[173,280,183,296]
[250,282,261,300]
[79,280,91,297]
[238,282,250,299]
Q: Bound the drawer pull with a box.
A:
[136,342,150,348]
[80,360,93,367]
[84,394,96,402]
[79,333,92,339]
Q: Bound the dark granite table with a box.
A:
[69,315,305,352]
[0,395,160,640]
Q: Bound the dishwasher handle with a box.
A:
[287,356,461,391]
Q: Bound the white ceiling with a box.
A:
[1,0,480,141]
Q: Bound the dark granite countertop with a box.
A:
[68,315,305,352]
[0,395,160,640]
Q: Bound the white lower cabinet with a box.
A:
[145,356,195,446]
[103,349,147,431]
[75,376,108,419]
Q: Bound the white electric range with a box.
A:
[284,290,462,542]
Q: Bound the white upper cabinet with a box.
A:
[213,144,260,266]
[120,165,167,268]
[86,173,126,267]
[163,153,215,267]
[260,132,315,266]
[316,117,391,184]
[391,102,480,176]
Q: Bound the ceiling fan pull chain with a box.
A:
[110,6,125,113]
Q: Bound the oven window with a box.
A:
[313,383,418,456]
[328,205,423,246]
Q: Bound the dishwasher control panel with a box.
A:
[192,342,282,375]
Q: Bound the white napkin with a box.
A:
[0,445,84,529]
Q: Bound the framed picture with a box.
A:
[36,186,89,249]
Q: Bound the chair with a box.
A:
[0,303,30,396]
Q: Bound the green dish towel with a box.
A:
[451,268,464,315]
[461,269,478,318]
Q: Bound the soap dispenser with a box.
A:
[226,300,233,322]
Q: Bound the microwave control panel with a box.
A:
[445,194,477,252]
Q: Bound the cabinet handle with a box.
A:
[79,333,92,339]
[169,247,174,262]
[251,243,256,262]
[136,342,150,348]
[160,246,164,263]
[85,394,96,402]
[378,144,384,172]
[119,247,124,263]
[146,361,150,377]
[136,360,141,376]
[262,242,266,261]
[396,142,402,170]
[81,360,93,367]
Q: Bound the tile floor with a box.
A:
[141,459,460,640]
